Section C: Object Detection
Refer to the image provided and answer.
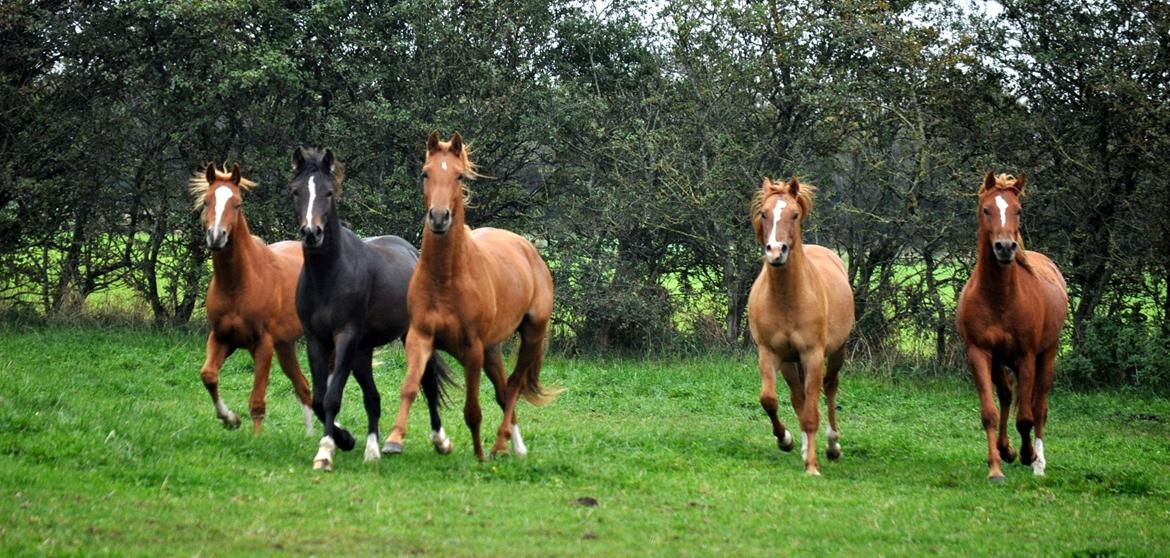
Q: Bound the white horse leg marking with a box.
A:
[782,430,793,448]
[431,427,453,455]
[301,404,314,436]
[364,433,380,462]
[1033,438,1046,476]
[800,431,809,462]
[213,186,233,233]
[511,424,528,458]
[995,195,1009,226]
[313,435,336,471]
[304,176,317,229]
[214,397,239,427]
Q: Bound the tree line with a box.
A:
[2,0,1167,388]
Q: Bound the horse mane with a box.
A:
[978,173,1032,271]
[189,164,256,210]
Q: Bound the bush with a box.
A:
[1060,317,1170,393]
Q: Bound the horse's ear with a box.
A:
[323,148,335,175]
[205,162,217,185]
[427,131,441,153]
[450,132,464,156]
[788,176,800,197]
[292,148,305,172]
[980,171,996,194]
[1015,172,1027,195]
[762,177,773,191]
[229,162,241,185]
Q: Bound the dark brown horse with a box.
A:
[748,177,854,475]
[957,172,1068,481]
[382,132,557,461]
[191,162,313,435]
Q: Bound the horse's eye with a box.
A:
[792,213,798,221]
[982,208,990,215]
[293,190,300,197]
[421,172,428,180]
[759,211,766,219]
[325,191,333,197]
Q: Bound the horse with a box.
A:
[747,177,855,476]
[191,162,314,435]
[957,172,1068,481]
[289,147,453,471]
[382,131,556,461]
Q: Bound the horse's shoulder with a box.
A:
[1019,250,1067,293]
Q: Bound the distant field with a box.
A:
[1,326,1167,556]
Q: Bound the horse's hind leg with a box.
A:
[1030,350,1056,476]
[492,317,549,458]
[275,341,314,436]
[484,345,510,418]
[349,348,381,462]
[1014,353,1038,467]
[779,361,805,453]
[200,333,240,429]
[824,349,844,461]
[758,348,794,452]
[247,336,276,434]
[991,364,1016,463]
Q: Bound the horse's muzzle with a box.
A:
[993,239,1018,265]
[427,207,452,235]
[206,229,228,251]
[301,225,324,248]
[765,242,790,267]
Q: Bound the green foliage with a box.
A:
[1061,317,1170,393]
[1,326,1168,554]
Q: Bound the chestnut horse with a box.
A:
[191,162,313,435]
[383,132,556,461]
[748,177,854,475]
[957,172,1067,481]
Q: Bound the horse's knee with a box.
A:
[800,411,820,433]
[463,403,482,427]
[981,410,998,430]
[200,368,218,387]
[759,394,779,413]
[249,403,266,420]
[400,384,419,403]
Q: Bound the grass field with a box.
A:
[1,326,1168,556]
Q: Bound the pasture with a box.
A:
[2,326,1168,556]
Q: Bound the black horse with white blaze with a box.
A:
[290,147,452,471]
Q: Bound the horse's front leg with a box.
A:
[246,335,276,435]
[384,328,435,454]
[1031,349,1056,476]
[1014,352,1039,468]
[757,346,794,452]
[991,364,1016,463]
[460,342,487,461]
[798,349,825,476]
[200,333,240,429]
[967,346,1004,481]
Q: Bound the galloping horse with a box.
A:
[748,177,855,475]
[289,148,452,471]
[957,172,1067,481]
[191,162,314,435]
[382,132,556,461]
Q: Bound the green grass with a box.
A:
[1,326,1168,556]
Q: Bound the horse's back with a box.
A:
[364,235,419,262]
[472,227,554,325]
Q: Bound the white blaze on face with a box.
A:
[213,186,234,232]
[768,199,788,247]
[995,195,1009,227]
[304,176,317,229]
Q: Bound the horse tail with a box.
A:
[517,335,562,406]
[421,354,455,407]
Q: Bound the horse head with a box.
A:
[977,171,1026,265]
[290,147,343,249]
[752,176,815,267]
[192,162,252,251]
[422,131,478,235]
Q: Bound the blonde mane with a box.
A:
[750,177,817,229]
[189,165,256,210]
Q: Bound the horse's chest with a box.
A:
[210,312,258,346]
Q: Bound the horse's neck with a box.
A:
[420,224,471,282]
[974,234,1022,303]
[764,242,816,302]
[211,215,259,289]
[303,212,344,277]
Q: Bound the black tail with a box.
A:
[421,354,455,408]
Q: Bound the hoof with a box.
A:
[433,438,453,455]
[1019,448,1036,466]
[364,435,381,462]
[221,412,241,430]
[313,458,333,472]
[826,446,841,461]
[778,431,795,452]
[998,444,1017,463]
[381,441,404,455]
[805,467,822,477]
[988,474,1005,483]
[334,429,356,452]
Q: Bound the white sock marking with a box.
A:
[304,176,317,229]
[800,431,809,461]
[314,435,335,470]
[212,186,233,233]
[364,433,380,462]
[782,430,793,448]
[301,404,314,435]
[214,397,237,423]
[511,424,528,458]
[432,427,453,454]
[995,195,1009,226]
[1033,438,1046,476]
